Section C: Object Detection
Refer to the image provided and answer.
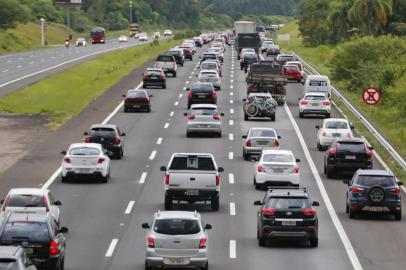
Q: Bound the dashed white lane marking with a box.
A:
[51,56,55,59]
[189,76,192,79]
[164,123,169,128]
[7,60,12,63]
[29,62,34,65]
[149,150,157,160]
[179,93,183,98]
[105,239,119,257]
[156,137,163,145]
[139,172,148,184]
[186,80,189,84]
[229,133,234,141]
[124,201,135,214]
[230,100,234,104]
[229,240,236,259]
[230,85,233,89]
[229,120,234,126]
[231,74,234,78]
[284,103,363,270]
[228,173,234,184]
[228,152,234,160]
[191,71,194,75]
[170,111,174,117]
[230,92,234,96]
[2,70,8,73]
[230,79,234,83]
[230,108,234,114]
[231,70,234,73]
[230,202,236,216]
[174,101,179,106]
[17,66,22,68]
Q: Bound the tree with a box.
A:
[0,0,29,29]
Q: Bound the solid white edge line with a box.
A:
[156,137,163,145]
[230,85,234,89]
[229,240,236,259]
[228,173,234,184]
[139,172,148,184]
[229,202,236,216]
[124,201,135,214]
[149,150,157,160]
[105,239,119,257]
[230,108,234,114]
[230,100,234,104]
[284,103,363,270]
[174,101,179,106]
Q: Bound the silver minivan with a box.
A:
[142,211,211,270]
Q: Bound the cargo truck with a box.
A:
[234,21,262,59]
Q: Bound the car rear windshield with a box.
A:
[0,222,50,242]
[325,121,348,129]
[6,195,46,208]
[90,127,116,136]
[249,129,276,138]
[309,80,328,86]
[337,142,365,153]
[263,154,293,163]
[156,55,174,62]
[266,197,310,209]
[281,56,295,61]
[69,147,100,156]
[304,95,325,101]
[169,156,215,170]
[154,219,200,235]
[191,109,217,115]
[190,84,212,92]
[356,175,396,187]
[202,63,217,69]
[146,70,162,76]
[0,261,18,269]
[284,66,299,71]
[168,51,181,56]
[127,91,147,98]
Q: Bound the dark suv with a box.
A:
[344,169,402,220]
[84,124,125,159]
[324,138,373,178]
[167,49,185,66]
[254,188,319,247]
[240,54,259,71]
[186,83,217,109]
[180,47,193,61]
[0,212,68,270]
[0,246,37,270]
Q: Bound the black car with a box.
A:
[240,54,259,71]
[167,49,185,66]
[0,246,37,270]
[142,68,166,89]
[180,48,193,61]
[0,212,68,270]
[186,83,217,109]
[254,188,319,247]
[84,124,125,159]
[324,138,373,178]
[344,169,402,220]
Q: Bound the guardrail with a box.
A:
[290,51,406,171]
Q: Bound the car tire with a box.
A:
[201,263,209,270]
[345,202,349,213]
[124,107,129,113]
[326,113,331,118]
[254,178,262,190]
[244,113,249,121]
[181,62,184,67]
[164,194,172,210]
[395,211,402,221]
[162,84,166,89]
[101,173,108,183]
[142,84,147,89]
[310,237,318,247]
[326,168,334,179]
[217,132,222,138]
[318,142,323,151]
[258,236,266,247]
[243,150,249,161]
[147,107,151,113]
[173,71,177,77]
[271,115,276,121]
[349,207,356,219]
[61,176,68,183]
[211,196,219,211]
[299,112,304,118]
[145,261,153,270]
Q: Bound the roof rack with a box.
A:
[268,187,307,192]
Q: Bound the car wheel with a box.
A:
[164,194,172,210]
[310,237,318,247]
[349,207,356,219]
[142,84,147,89]
[254,178,262,190]
[211,196,219,211]
[61,176,68,183]
[271,115,276,121]
[173,71,177,77]
[244,113,249,121]
[181,62,184,67]
[326,113,331,118]
[217,132,222,138]
[345,201,349,213]
[101,175,108,183]
[318,142,323,151]
[326,168,334,179]
[258,236,266,247]
[162,84,166,89]
[299,112,304,118]
[145,261,153,270]
[395,211,402,221]
[124,107,129,113]
[243,150,248,161]
[201,263,209,270]
[147,107,151,113]
[240,66,243,70]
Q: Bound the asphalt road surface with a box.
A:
[17,45,406,270]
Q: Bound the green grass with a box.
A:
[0,39,178,128]
[279,21,406,182]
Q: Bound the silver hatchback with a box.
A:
[242,127,281,160]
[142,211,211,270]
[185,104,223,137]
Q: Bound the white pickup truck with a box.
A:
[154,53,177,77]
[160,153,224,211]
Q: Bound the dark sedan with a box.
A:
[142,68,166,89]
[186,83,217,109]
[123,89,152,112]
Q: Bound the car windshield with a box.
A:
[77,38,85,42]
[325,121,348,129]
[337,142,365,153]
[356,175,396,187]
[69,147,100,156]
[249,129,276,138]
[0,222,50,242]
[270,45,279,49]
[146,70,162,76]
[267,197,310,209]
[6,195,46,208]
[0,260,18,269]
[202,63,217,69]
[304,95,325,101]
[127,91,146,98]
[263,154,293,163]
[169,156,215,170]
[154,219,200,235]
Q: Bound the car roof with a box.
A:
[336,138,365,143]
[250,127,276,132]
[128,89,147,94]
[267,188,308,198]
[262,149,293,155]
[155,210,200,220]
[8,188,47,196]
[307,75,329,80]
[191,104,217,109]
[69,143,102,149]
[324,118,348,123]
[146,68,163,72]
[286,61,301,65]
[172,153,214,158]
[200,69,218,74]
[0,246,22,259]
[6,212,50,223]
[90,124,117,129]
[305,92,327,97]
[356,169,394,176]
[248,93,272,97]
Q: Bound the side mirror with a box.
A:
[312,201,320,207]
[220,113,225,116]
[185,87,191,91]
[368,146,373,150]
[61,150,67,155]
[295,158,301,163]
[218,167,224,173]
[83,131,88,136]
[277,135,281,139]
[204,224,212,230]
[59,227,69,234]
[54,201,62,206]
[122,94,126,97]
[398,181,403,186]
[160,166,167,171]
[350,125,355,130]
[242,135,247,139]
[342,180,350,185]
[121,132,126,136]
[315,125,320,129]
[253,200,262,206]
[184,112,188,116]
[142,223,150,229]
[195,74,198,77]
[242,98,247,102]
[149,94,153,97]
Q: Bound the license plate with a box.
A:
[272,168,284,173]
[164,257,189,265]
[24,248,33,255]
[311,102,320,107]
[132,105,141,108]
[281,220,296,226]
[332,133,341,137]
[185,190,199,196]
[368,207,385,212]
[256,141,268,146]
[163,68,168,71]
[345,155,356,160]
[77,168,91,173]
[198,95,206,98]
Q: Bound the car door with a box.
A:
[47,192,60,224]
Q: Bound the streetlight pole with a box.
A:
[129,1,133,24]
[40,18,45,46]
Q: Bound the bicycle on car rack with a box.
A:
[243,93,277,121]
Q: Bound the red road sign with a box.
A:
[362,87,381,105]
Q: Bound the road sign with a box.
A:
[362,86,381,105]
[278,34,290,41]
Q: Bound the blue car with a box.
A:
[344,169,402,220]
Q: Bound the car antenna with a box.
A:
[157,209,161,217]
[194,210,198,217]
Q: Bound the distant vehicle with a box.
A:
[61,143,110,183]
[179,47,193,60]
[197,70,221,90]
[344,169,402,220]
[303,75,332,98]
[142,211,211,270]
[240,53,259,71]
[299,92,331,118]
[200,52,218,64]
[254,188,319,247]
[186,83,217,109]
[155,54,177,77]
[275,54,296,66]
[261,40,274,53]
[242,127,281,160]
[123,89,153,112]
[266,44,280,56]
[90,27,105,44]
[75,37,87,47]
[83,124,125,159]
[139,33,148,41]
[0,246,38,270]
[316,118,354,150]
[160,153,224,210]
[142,68,166,89]
[118,35,128,43]
[192,36,203,47]
[200,61,222,77]
[163,29,172,36]
[282,64,303,82]
[184,104,224,137]
[208,47,224,62]
[153,32,161,39]
[285,61,304,78]
[129,23,140,38]
[234,21,256,34]
[167,48,185,66]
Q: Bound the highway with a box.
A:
[4,44,406,270]
[0,38,150,97]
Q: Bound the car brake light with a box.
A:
[246,139,251,147]
[63,157,71,163]
[188,91,192,99]
[300,100,309,105]
[114,136,121,144]
[211,91,217,100]
[303,209,316,216]
[274,139,280,147]
[257,164,264,172]
[347,133,352,139]
[322,131,327,137]
[322,101,330,106]
[187,114,195,120]
[143,74,149,78]
[213,114,221,120]
[147,236,155,248]
[216,175,220,186]
[98,158,105,164]
[199,238,207,249]
[365,145,373,158]
[173,63,176,67]
[84,136,91,143]
[154,62,158,67]
[292,166,299,173]
[49,240,60,255]
[1,195,10,211]
[43,196,49,212]
[351,186,365,193]
[165,174,169,185]
[390,187,401,196]
[261,208,277,216]
[328,145,336,157]
[159,74,165,79]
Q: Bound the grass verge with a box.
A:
[0,39,178,128]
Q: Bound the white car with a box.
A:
[163,29,172,36]
[253,149,300,189]
[299,92,331,118]
[0,188,62,224]
[316,118,354,150]
[261,40,274,52]
[208,47,224,62]
[239,48,256,59]
[139,33,148,41]
[118,35,128,42]
[197,70,221,90]
[153,32,161,39]
[304,75,332,98]
[75,38,87,47]
[242,127,281,160]
[61,143,110,183]
[200,61,222,76]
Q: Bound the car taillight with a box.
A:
[199,238,207,249]
[173,63,176,67]
[211,91,217,100]
[322,101,330,106]
[84,136,91,143]
[154,62,158,67]
[187,115,195,120]
[188,91,192,99]
[216,175,220,186]
[143,74,149,78]
[321,131,327,137]
[303,209,316,216]
[43,196,49,212]
[49,240,60,255]
[292,166,299,174]
[147,236,155,248]
[98,158,105,164]
[365,145,373,158]
[257,164,264,172]
[1,195,10,211]
[165,174,169,185]
[328,145,336,157]
[114,136,121,144]
[390,187,401,196]
[351,186,365,193]
[300,100,309,105]
[213,114,221,120]
[261,208,277,216]
[159,74,165,79]
[347,133,352,139]
[63,157,71,163]
[274,139,280,147]
[245,139,251,147]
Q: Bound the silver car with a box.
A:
[242,127,281,160]
[185,104,223,137]
[142,211,211,270]
[197,70,221,90]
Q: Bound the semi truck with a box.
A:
[90,27,105,44]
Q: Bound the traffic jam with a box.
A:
[0,21,403,270]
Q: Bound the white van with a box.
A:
[304,75,332,98]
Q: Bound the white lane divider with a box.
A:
[230,108,234,114]
[191,71,194,75]
[230,100,234,104]
[149,150,157,160]
[1,70,8,73]
[229,240,236,259]
[228,173,234,184]
[231,74,234,78]
[230,79,233,83]
[170,111,174,117]
[174,101,179,106]
[156,137,163,145]
[29,62,34,65]
[284,103,363,270]
[228,152,234,160]
[229,133,234,141]
[230,202,236,216]
[105,239,119,257]
[230,92,234,96]
[164,122,169,128]
[179,93,183,98]
[139,172,148,184]
[186,80,189,84]
[17,66,22,68]
[124,201,135,214]
[189,76,192,79]
[230,85,233,89]
[229,120,234,126]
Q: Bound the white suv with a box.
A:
[299,92,331,118]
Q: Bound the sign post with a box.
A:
[362,86,381,105]
[40,18,46,46]
[54,1,82,28]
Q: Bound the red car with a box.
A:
[282,64,303,83]
[123,89,152,112]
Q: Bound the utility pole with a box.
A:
[129,1,133,24]
[66,6,71,28]
[40,18,45,46]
